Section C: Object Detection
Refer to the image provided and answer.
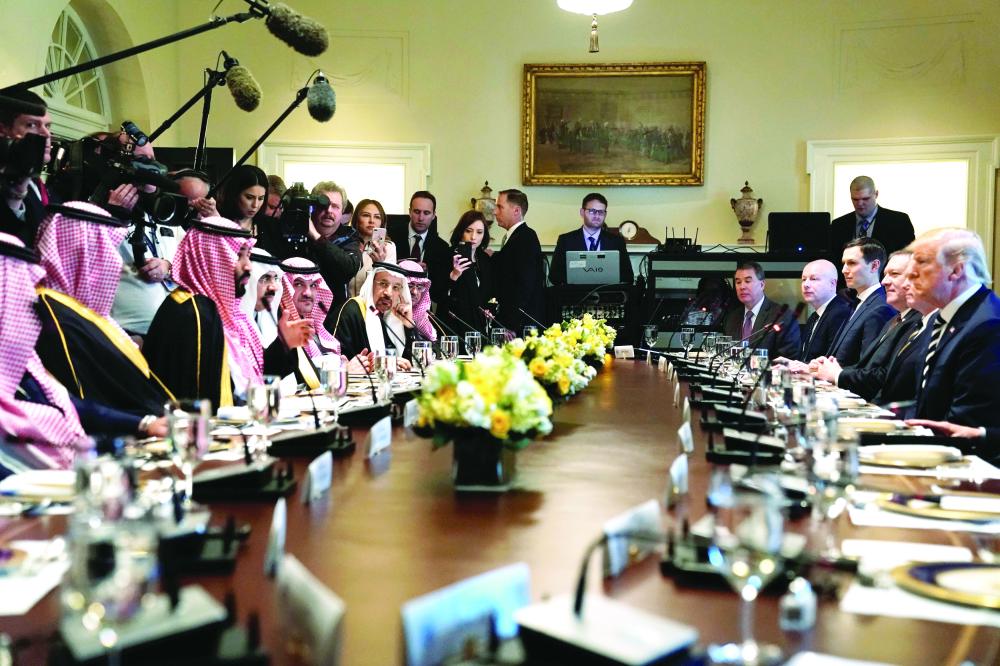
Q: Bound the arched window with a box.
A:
[43,6,111,137]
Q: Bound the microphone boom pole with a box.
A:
[148,67,227,144]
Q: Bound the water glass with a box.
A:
[247,376,281,458]
[522,326,539,339]
[489,328,508,348]
[317,355,342,395]
[412,340,434,369]
[464,331,482,356]
[702,332,718,358]
[643,324,658,348]
[679,327,695,357]
[166,398,211,506]
[441,335,460,360]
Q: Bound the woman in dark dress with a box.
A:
[439,211,494,347]
[216,165,268,236]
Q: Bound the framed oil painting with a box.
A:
[522,62,706,186]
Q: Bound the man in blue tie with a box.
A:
[548,192,633,286]
[828,175,914,269]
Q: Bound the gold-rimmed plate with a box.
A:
[892,562,1000,609]
[874,496,999,523]
[859,444,963,469]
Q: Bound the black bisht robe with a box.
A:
[328,298,413,361]
[35,287,172,416]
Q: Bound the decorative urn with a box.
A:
[471,181,496,224]
[730,181,763,245]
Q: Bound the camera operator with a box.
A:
[171,168,217,220]
[0,89,53,247]
[256,180,361,316]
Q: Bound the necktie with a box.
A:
[587,236,598,251]
[741,311,754,340]
[409,234,422,260]
[920,315,948,390]
[803,311,819,353]
[857,217,871,237]
[896,321,925,356]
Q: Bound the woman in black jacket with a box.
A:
[440,210,494,348]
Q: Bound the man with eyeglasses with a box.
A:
[548,192,633,286]
[330,262,413,370]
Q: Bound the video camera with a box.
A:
[47,122,188,226]
[0,133,46,181]
[276,181,329,251]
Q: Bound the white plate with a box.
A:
[859,444,964,469]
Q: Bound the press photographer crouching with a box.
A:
[0,88,53,248]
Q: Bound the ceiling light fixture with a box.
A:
[557,0,634,53]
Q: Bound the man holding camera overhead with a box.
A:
[0,89,53,248]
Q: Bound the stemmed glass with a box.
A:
[441,335,460,360]
[707,468,786,666]
[464,331,482,357]
[247,375,281,458]
[166,398,211,507]
[808,399,856,558]
[679,326,695,359]
[412,340,434,370]
[372,350,397,403]
[702,333,718,363]
[643,325,658,363]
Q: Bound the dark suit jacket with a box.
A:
[548,227,634,286]
[828,206,915,258]
[490,223,546,332]
[387,219,452,307]
[827,286,897,366]
[837,309,920,401]
[0,184,45,248]
[915,286,1000,427]
[798,296,852,361]
[874,313,933,406]
[721,297,801,359]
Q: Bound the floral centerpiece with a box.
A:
[505,333,596,400]
[554,313,617,368]
[413,347,553,490]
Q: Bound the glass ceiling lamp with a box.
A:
[557,0,634,53]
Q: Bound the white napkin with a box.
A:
[0,540,70,616]
[859,455,1000,480]
[840,581,1000,628]
[784,652,896,666]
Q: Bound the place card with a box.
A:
[401,562,531,666]
[677,421,694,454]
[279,373,298,397]
[263,498,286,578]
[276,554,346,665]
[403,399,420,429]
[665,453,689,508]
[613,345,635,359]
[672,380,680,407]
[658,356,667,371]
[300,451,333,505]
[682,396,691,425]
[602,499,662,578]
[366,415,392,458]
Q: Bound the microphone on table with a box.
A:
[427,310,460,338]
[664,296,696,357]
[395,311,443,359]
[479,307,515,342]
[444,310,486,337]
[710,304,790,373]
[572,529,667,618]
[243,0,330,56]
[350,351,378,404]
[518,307,546,330]
[306,71,336,122]
[384,321,424,379]
[223,51,262,111]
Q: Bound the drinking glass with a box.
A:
[522,326,539,339]
[702,332,718,361]
[707,469,786,665]
[750,348,769,374]
[247,375,281,458]
[373,350,397,403]
[643,325,658,363]
[317,355,340,395]
[441,335,460,360]
[166,398,211,507]
[679,327,695,358]
[412,340,434,369]
[490,328,508,348]
[464,331,482,357]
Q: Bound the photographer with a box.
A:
[0,89,52,247]
[257,180,361,315]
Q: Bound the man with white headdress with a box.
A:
[34,201,174,415]
[240,249,284,348]
[143,217,312,407]
[330,262,413,370]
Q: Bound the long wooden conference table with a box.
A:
[5,360,1000,664]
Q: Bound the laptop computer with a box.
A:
[566,251,620,285]
[767,212,831,253]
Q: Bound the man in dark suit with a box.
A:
[813,251,925,401]
[828,175,915,263]
[0,89,53,248]
[908,228,1000,428]
[720,261,800,359]
[548,192,633,286]
[794,259,851,362]
[387,191,451,307]
[490,189,545,332]
[825,237,897,366]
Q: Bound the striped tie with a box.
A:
[920,315,947,390]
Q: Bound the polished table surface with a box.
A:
[5,361,1000,665]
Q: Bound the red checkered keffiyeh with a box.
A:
[170,216,263,389]
[398,259,436,342]
[279,256,341,358]
[0,232,87,467]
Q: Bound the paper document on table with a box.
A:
[840,581,1000,628]
[783,652,896,666]
[0,540,70,616]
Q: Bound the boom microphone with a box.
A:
[249,1,329,56]
[224,55,262,112]
[306,72,336,122]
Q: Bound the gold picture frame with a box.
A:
[522,62,706,186]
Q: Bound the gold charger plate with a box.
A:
[875,496,1000,523]
[892,562,1000,610]
[859,444,963,469]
